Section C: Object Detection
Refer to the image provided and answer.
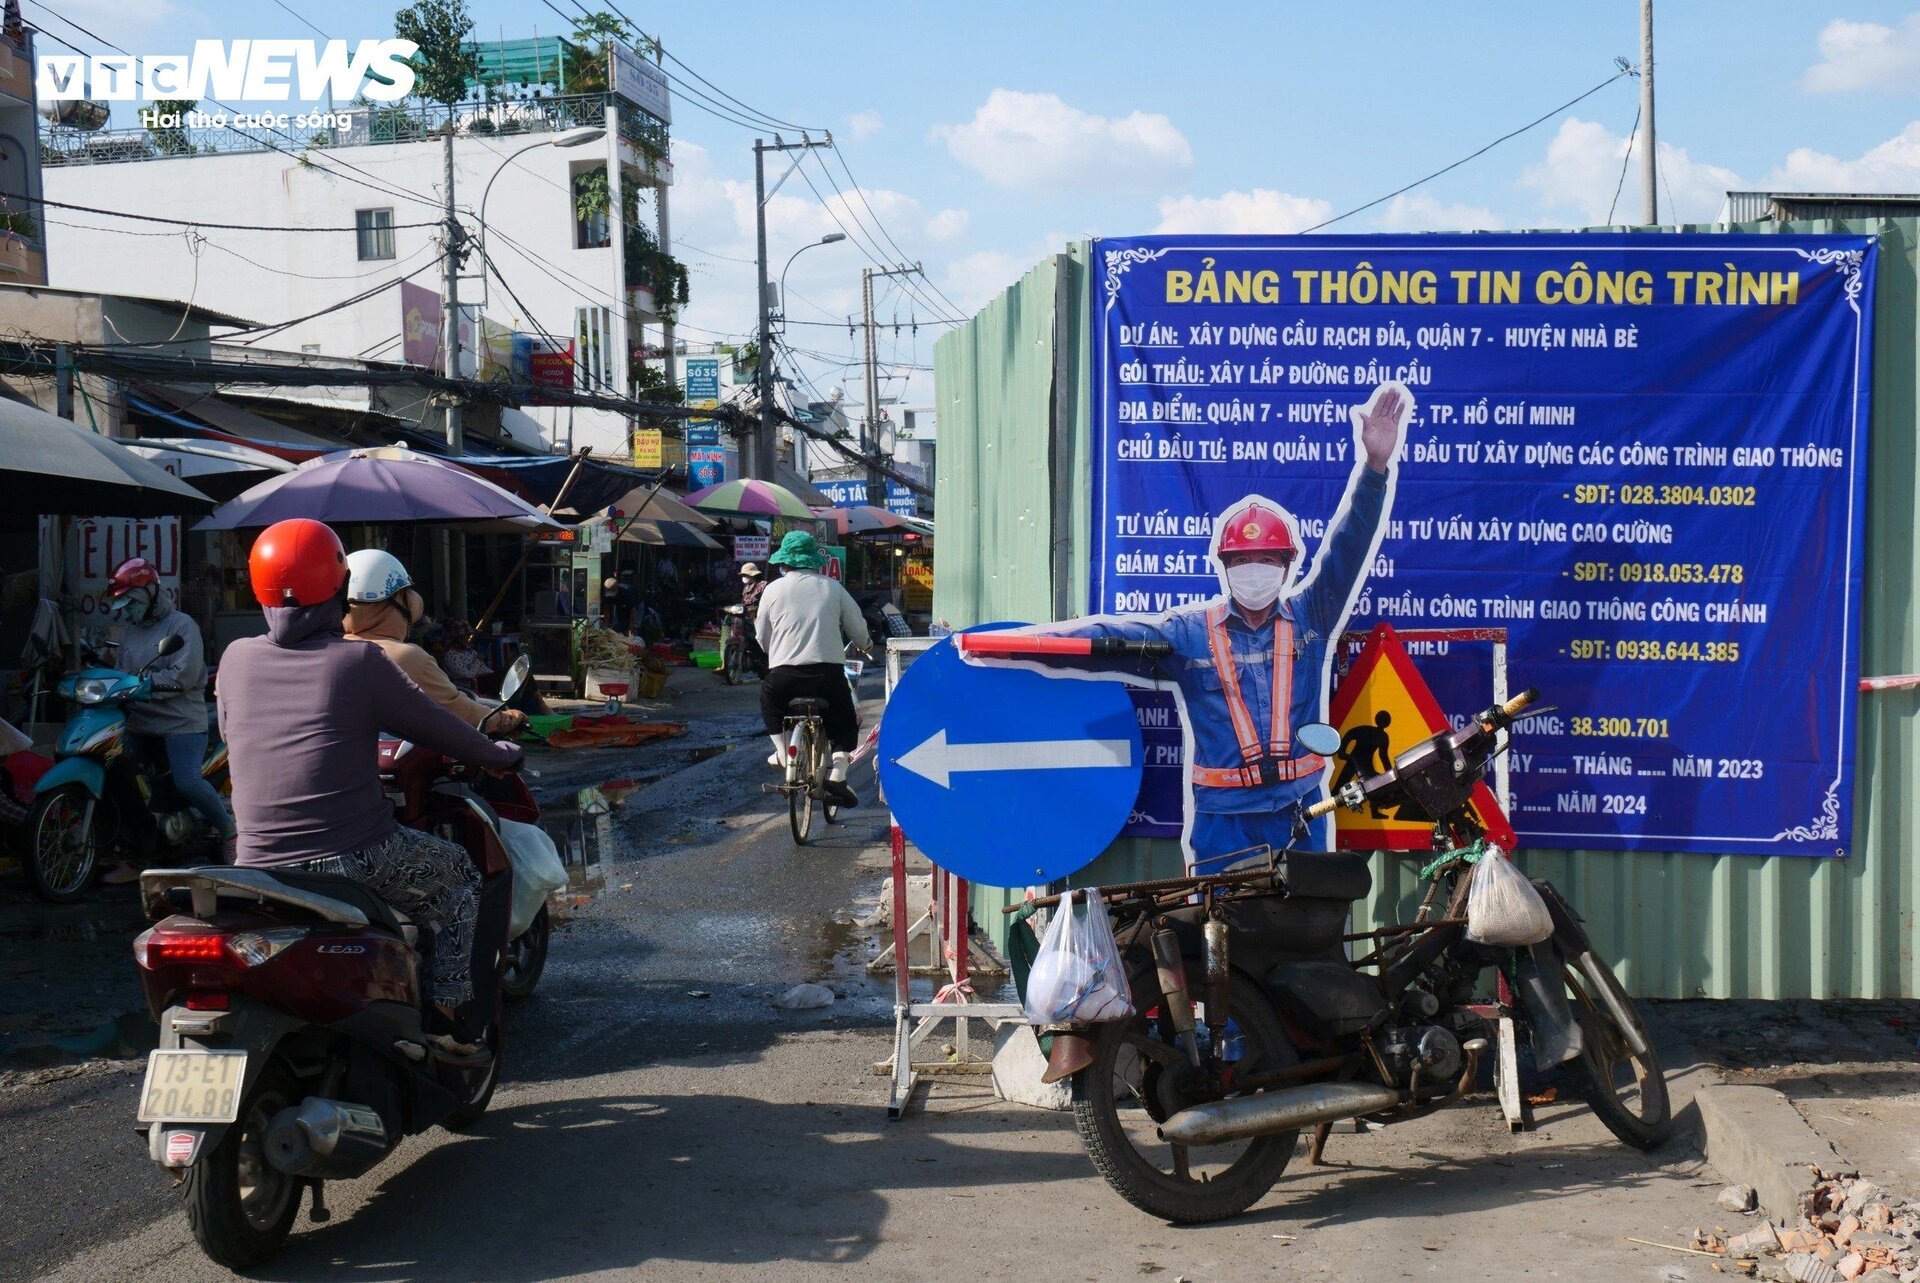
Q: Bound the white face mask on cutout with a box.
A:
[1223,561,1290,611]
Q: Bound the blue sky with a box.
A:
[31,0,1920,410]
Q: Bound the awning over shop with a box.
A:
[123,437,293,503]
[131,385,350,455]
[460,453,668,520]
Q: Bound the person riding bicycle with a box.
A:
[755,532,869,807]
[106,557,235,864]
[342,549,527,738]
[219,520,523,1050]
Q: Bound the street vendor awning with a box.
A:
[123,437,294,503]
[458,452,667,520]
[0,396,213,515]
[617,520,724,551]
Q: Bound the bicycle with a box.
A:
[774,649,866,844]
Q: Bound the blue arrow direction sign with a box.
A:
[877,633,1143,886]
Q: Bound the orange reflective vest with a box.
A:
[1190,603,1327,790]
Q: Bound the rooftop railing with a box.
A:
[40,92,668,167]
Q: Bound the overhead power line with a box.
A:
[3,193,440,234]
[1301,65,1634,233]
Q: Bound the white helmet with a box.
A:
[345,548,413,604]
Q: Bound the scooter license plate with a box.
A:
[137,1050,247,1124]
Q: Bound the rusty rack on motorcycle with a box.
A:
[1005,863,1283,913]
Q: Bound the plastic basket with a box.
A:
[692,652,722,670]
[637,670,670,698]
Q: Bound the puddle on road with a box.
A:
[539,785,622,906]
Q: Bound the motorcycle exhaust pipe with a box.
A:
[265,1098,391,1179]
[1158,1081,1404,1147]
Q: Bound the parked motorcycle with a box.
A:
[131,661,546,1268]
[1038,684,1670,1223]
[26,633,230,903]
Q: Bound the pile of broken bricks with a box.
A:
[1684,1173,1920,1282]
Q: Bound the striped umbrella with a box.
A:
[684,478,816,520]
[810,504,913,536]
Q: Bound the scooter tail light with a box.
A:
[225,928,307,967]
[184,991,229,1011]
[133,924,306,969]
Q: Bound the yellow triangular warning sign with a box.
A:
[1326,622,1516,851]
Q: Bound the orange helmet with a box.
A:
[1214,500,1299,559]
[249,519,348,607]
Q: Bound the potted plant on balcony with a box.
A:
[0,207,37,276]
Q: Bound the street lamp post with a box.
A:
[777,233,847,330]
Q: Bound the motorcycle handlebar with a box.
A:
[1303,795,1340,820]
[1499,687,1539,720]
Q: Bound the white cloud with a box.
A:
[845,111,884,141]
[1153,189,1332,234]
[1520,117,1742,225]
[1372,192,1503,232]
[932,90,1192,190]
[1803,15,1920,94]
[925,208,970,241]
[1770,121,1920,190]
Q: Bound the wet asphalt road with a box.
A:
[0,672,896,1281]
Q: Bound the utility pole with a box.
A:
[654,39,678,400]
[752,134,831,480]
[857,262,924,507]
[441,128,465,452]
[1640,0,1658,226]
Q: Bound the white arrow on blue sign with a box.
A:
[877,632,1144,886]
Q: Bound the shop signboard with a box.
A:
[631,428,663,469]
[884,482,916,516]
[684,357,720,403]
[528,343,574,405]
[901,558,933,609]
[733,534,770,562]
[1089,232,1876,857]
[609,40,671,123]
[822,544,847,581]
[688,446,726,489]
[685,422,720,445]
[399,280,442,368]
[814,478,870,509]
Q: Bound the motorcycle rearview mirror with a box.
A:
[138,633,186,671]
[1296,721,1342,757]
[498,654,531,705]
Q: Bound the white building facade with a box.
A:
[41,87,672,456]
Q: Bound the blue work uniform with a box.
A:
[1055,468,1391,861]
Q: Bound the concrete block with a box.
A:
[1695,1084,1858,1220]
[990,1023,1070,1111]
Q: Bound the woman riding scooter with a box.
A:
[106,557,234,875]
[218,519,522,1051]
[341,549,528,738]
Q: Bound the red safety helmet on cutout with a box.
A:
[249,518,348,607]
[1214,500,1300,560]
[107,557,161,598]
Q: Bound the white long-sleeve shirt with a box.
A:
[755,569,870,668]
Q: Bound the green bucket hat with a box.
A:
[769,530,826,570]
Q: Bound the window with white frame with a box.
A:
[575,305,615,392]
[355,208,395,261]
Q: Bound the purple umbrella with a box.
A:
[194,446,560,531]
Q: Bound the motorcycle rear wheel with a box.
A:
[26,784,103,904]
[1565,955,1672,1150]
[442,1027,501,1131]
[185,1062,302,1269]
[502,906,551,1002]
[1071,971,1300,1223]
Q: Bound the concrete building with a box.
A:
[0,9,48,287]
[39,41,674,456]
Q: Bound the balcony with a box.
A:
[40,92,654,167]
[0,233,47,284]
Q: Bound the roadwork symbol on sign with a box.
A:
[1328,622,1516,850]
[878,632,1144,886]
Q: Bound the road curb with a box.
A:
[1690,1084,1857,1220]
[1639,1005,1858,1218]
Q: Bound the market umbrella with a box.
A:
[597,484,716,528]
[617,520,725,551]
[685,478,815,521]
[0,397,213,515]
[195,445,561,531]
[810,504,914,536]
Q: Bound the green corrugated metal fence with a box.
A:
[934,220,1920,1000]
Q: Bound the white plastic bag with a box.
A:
[499,818,568,938]
[1464,848,1554,946]
[1023,889,1134,1026]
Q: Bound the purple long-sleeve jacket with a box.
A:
[217,601,521,868]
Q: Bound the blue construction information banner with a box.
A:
[1091,233,1876,857]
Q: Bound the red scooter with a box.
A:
[130,729,540,1268]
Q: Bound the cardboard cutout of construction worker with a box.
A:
[963,381,1412,868]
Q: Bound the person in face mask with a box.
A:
[106,558,234,867]
[961,382,1413,867]
[342,550,527,738]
